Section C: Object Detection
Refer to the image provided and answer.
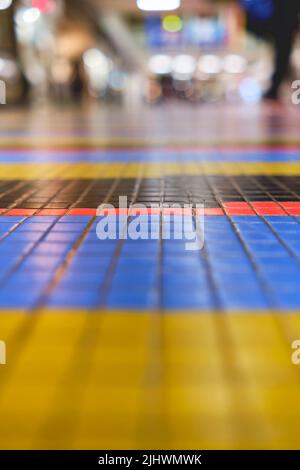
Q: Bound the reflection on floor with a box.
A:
[1,104,300,449]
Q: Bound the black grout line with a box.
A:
[31,179,106,311]
[204,171,277,309]
[234,174,300,269]
[97,172,144,308]
[0,180,80,289]
[34,166,128,310]
[3,176,300,210]
[222,174,279,309]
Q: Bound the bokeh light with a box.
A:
[0,0,12,10]
[239,77,262,103]
[198,55,222,75]
[223,54,247,74]
[148,54,172,75]
[172,55,196,79]
[162,15,183,33]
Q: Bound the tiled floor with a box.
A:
[1,103,300,449]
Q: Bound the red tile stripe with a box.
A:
[1,203,300,216]
[222,202,256,216]
[250,202,288,216]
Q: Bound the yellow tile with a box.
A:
[0,310,300,449]
[1,161,300,180]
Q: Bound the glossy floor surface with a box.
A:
[1,103,300,449]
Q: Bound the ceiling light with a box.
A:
[0,0,12,10]
[137,0,180,12]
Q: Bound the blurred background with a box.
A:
[0,0,298,107]
[1,1,300,451]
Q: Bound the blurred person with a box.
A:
[242,0,300,100]
[70,59,84,102]
[265,0,300,100]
